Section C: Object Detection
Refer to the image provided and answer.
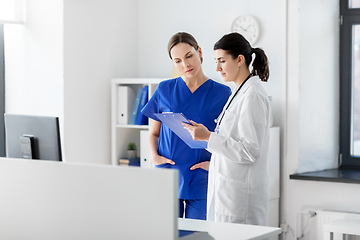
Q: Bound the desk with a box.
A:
[178,218,281,240]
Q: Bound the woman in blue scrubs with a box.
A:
[141,32,231,220]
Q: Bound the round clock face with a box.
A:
[231,15,260,45]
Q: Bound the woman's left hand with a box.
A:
[183,120,211,141]
[190,161,210,171]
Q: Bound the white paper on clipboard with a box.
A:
[154,112,208,149]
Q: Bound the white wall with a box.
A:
[5,0,138,164]
[137,0,286,131]
[4,0,63,119]
[63,0,138,164]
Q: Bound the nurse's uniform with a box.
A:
[142,77,231,219]
[206,76,271,226]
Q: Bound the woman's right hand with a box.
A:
[151,154,176,166]
[183,120,211,141]
[148,119,175,166]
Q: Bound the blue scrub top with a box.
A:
[141,77,231,199]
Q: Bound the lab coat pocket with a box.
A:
[215,172,248,221]
[218,110,237,138]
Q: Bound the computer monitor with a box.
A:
[4,113,62,161]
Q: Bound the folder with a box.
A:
[117,86,135,125]
[135,86,149,125]
[154,112,208,149]
[129,87,143,125]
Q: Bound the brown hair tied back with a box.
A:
[167,32,203,63]
[214,33,269,82]
[251,47,269,82]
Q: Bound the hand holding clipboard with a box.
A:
[154,112,208,149]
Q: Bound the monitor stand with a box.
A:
[20,135,35,159]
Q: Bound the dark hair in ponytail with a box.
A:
[214,32,269,82]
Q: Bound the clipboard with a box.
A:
[154,112,208,149]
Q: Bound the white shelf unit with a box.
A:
[111,78,162,166]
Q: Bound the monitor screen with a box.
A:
[4,114,62,161]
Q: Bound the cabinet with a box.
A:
[111,78,162,166]
[140,130,154,168]
[268,127,280,240]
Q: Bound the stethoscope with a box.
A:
[214,72,253,133]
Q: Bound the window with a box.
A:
[0,24,4,157]
[340,0,360,168]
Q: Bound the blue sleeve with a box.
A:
[141,83,161,121]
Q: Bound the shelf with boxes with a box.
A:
[111,78,162,167]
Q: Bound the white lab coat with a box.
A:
[206,77,271,226]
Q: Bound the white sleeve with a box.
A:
[207,94,269,164]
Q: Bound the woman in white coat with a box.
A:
[184,32,271,226]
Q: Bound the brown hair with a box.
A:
[214,32,269,82]
[167,32,203,63]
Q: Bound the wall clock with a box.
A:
[231,15,260,45]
